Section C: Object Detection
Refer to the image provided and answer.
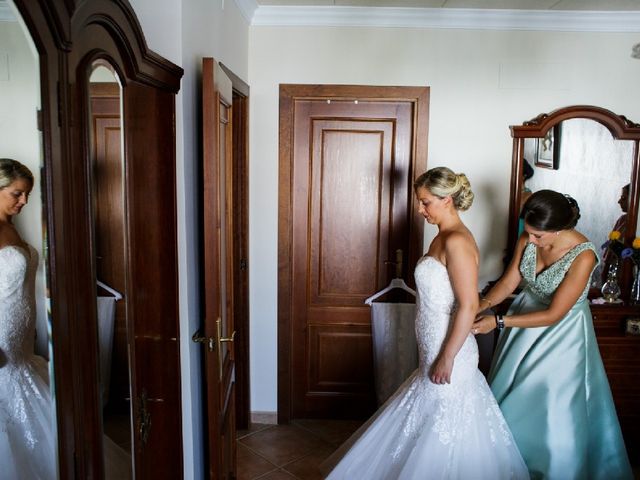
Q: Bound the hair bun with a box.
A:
[454,173,474,211]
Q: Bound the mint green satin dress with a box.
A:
[488,242,633,480]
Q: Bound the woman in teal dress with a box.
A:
[473,190,633,480]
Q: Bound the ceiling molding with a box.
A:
[251,5,640,32]
[234,0,259,24]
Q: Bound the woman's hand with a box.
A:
[429,354,454,384]
[472,315,496,335]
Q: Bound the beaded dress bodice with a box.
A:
[519,242,597,304]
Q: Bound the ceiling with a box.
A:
[255,0,640,10]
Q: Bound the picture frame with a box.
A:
[535,124,561,170]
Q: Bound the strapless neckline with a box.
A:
[0,244,33,259]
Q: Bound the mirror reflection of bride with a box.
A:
[0,159,56,479]
[0,159,131,479]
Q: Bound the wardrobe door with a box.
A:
[13,0,184,477]
[123,80,182,477]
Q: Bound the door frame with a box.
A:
[277,84,429,423]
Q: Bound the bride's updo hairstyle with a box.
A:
[413,166,474,211]
[521,189,580,231]
[0,158,34,190]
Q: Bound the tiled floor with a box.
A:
[238,420,640,480]
[236,419,362,480]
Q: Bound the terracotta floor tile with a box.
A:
[281,444,335,480]
[239,424,328,467]
[255,470,298,480]
[238,422,272,440]
[236,443,279,480]
[292,419,362,446]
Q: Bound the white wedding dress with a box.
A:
[0,245,56,479]
[0,244,132,479]
[324,256,530,479]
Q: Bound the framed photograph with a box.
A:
[535,124,561,170]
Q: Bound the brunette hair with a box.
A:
[520,189,580,231]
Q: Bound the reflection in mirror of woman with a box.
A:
[601,183,630,285]
[1,2,58,476]
[0,159,56,478]
[523,118,634,288]
[88,63,133,478]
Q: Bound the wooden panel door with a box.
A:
[123,81,183,477]
[279,85,429,420]
[201,57,237,479]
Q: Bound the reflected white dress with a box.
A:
[0,244,132,479]
[0,245,55,479]
[324,256,530,479]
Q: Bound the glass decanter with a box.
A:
[601,260,621,303]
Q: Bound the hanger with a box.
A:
[364,277,416,306]
[97,280,123,301]
[364,249,416,305]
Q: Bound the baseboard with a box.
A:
[250,411,277,425]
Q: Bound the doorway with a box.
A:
[278,84,430,421]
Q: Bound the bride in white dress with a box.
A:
[324,167,529,479]
[0,158,55,479]
[0,159,132,479]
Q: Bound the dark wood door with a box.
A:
[279,85,429,420]
[201,57,237,479]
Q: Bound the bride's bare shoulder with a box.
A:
[0,222,21,249]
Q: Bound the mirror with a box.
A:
[0,1,57,476]
[508,106,640,298]
[10,0,184,474]
[88,62,133,477]
[522,119,635,287]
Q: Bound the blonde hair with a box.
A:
[0,158,34,189]
[414,167,474,211]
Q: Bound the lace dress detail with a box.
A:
[0,245,56,479]
[324,256,529,479]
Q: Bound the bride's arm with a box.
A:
[429,233,478,385]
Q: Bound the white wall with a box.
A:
[0,20,48,358]
[248,25,640,412]
[129,0,249,478]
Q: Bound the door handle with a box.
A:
[216,318,236,378]
[192,329,215,352]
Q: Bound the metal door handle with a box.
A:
[216,318,236,378]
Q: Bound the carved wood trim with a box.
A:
[507,105,640,301]
[512,105,640,140]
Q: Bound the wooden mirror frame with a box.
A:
[12,1,184,477]
[507,105,640,299]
